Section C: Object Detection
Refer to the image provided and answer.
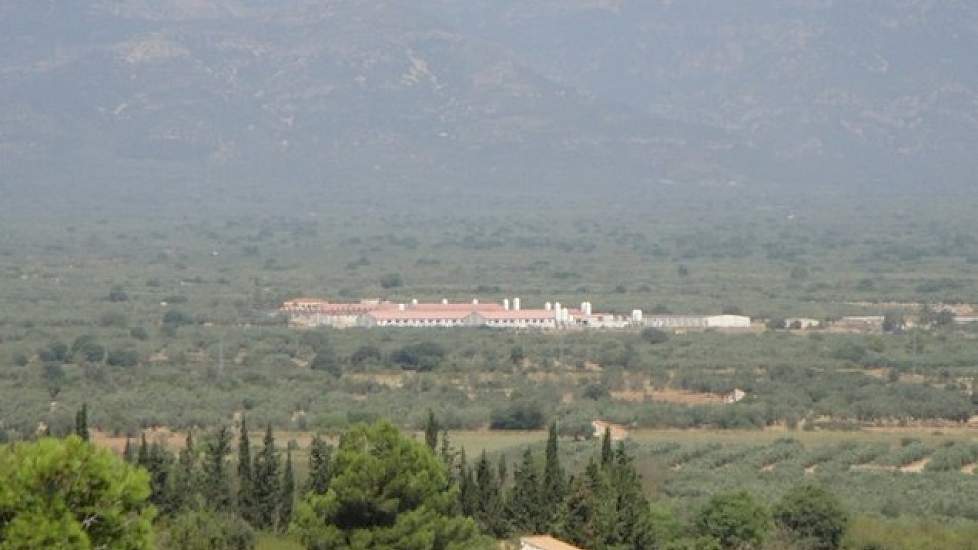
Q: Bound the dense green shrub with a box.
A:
[490,401,546,430]
[695,491,770,549]
[774,484,848,550]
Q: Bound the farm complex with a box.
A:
[280,297,752,330]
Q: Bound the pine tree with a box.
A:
[203,426,233,509]
[279,449,295,531]
[306,434,333,495]
[74,403,89,441]
[237,416,255,522]
[252,424,281,528]
[507,448,544,534]
[543,421,566,527]
[600,426,613,467]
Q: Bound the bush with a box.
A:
[107,349,141,367]
[582,382,610,401]
[99,310,129,328]
[696,491,770,549]
[774,484,848,550]
[159,509,256,550]
[350,344,383,366]
[162,309,194,327]
[641,328,670,345]
[38,341,69,363]
[379,272,403,289]
[310,348,341,377]
[489,401,545,430]
[71,335,106,363]
[391,342,445,371]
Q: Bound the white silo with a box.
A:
[503,298,510,311]
[513,297,521,311]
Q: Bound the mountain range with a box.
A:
[2,0,976,205]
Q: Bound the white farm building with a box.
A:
[643,314,751,330]
[281,298,756,332]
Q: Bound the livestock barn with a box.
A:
[282,297,619,330]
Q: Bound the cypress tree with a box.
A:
[584,458,617,546]
[457,448,476,516]
[74,403,89,441]
[475,451,506,537]
[600,427,613,467]
[253,424,281,528]
[145,441,172,507]
[237,416,255,521]
[122,437,135,463]
[424,409,440,451]
[306,434,333,495]
[610,441,652,548]
[169,430,197,512]
[543,421,566,526]
[497,454,508,487]
[279,449,295,530]
[439,429,454,469]
[137,433,149,467]
[203,426,233,509]
[559,475,597,547]
[507,448,544,533]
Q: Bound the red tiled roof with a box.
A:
[407,303,504,312]
[474,310,558,320]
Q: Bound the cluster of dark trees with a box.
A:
[448,422,657,548]
[8,405,850,549]
[429,411,849,550]
[63,405,305,548]
[117,418,300,540]
[310,338,448,375]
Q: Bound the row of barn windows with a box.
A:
[379,319,552,325]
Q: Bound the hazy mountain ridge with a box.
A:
[1,0,975,202]
[438,0,978,185]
